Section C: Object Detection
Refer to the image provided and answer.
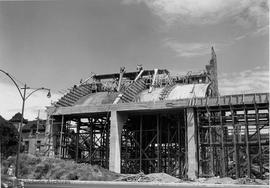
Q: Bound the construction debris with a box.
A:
[116,173,269,185]
[115,172,180,183]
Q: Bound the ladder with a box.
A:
[159,84,176,100]
[120,78,146,103]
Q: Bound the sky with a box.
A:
[0,0,269,120]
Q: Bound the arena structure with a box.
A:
[44,47,269,179]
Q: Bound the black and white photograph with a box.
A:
[0,0,269,187]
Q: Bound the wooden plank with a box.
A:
[157,114,160,172]
[255,105,263,178]
[66,92,80,100]
[59,115,64,158]
[123,89,136,98]
[232,109,240,178]
[60,97,74,106]
[208,108,214,176]
[139,115,142,171]
[76,121,80,163]
[64,94,78,102]
[244,108,251,178]
[178,114,182,177]
[56,100,70,107]
[220,109,226,177]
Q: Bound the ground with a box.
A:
[1,154,269,186]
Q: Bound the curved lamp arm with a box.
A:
[25,87,51,100]
[0,69,23,99]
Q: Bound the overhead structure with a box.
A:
[44,48,269,180]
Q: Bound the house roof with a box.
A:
[9,113,28,124]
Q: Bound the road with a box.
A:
[24,181,268,188]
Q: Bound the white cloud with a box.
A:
[163,38,232,57]
[124,0,268,26]
[219,66,269,95]
[0,81,61,120]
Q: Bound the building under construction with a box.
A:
[45,48,269,179]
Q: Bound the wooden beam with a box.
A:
[220,109,226,177]
[244,108,251,178]
[255,105,263,178]
[139,115,142,171]
[157,114,160,172]
[231,109,240,178]
[208,108,214,176]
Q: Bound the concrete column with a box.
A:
[186,108,198,179]
[109,111,127,173]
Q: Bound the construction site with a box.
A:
[44,47,269,180]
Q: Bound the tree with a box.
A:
[0,115,19,159]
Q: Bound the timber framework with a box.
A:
[44,47,269,180]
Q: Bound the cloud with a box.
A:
[219,66,269,95]
[123,0,269,26]
[234,25,269,41]
[163,38,232,57]
[0,81,61,120]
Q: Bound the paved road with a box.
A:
[24,182,268,188]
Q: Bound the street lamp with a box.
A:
[0,69,51,178]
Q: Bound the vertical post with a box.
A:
[177,114,182,177]
[220,109,226,177]
[255,106,263,178]
[139,114,143,171]
[208,108,214,176]
[187,108,198,179]
[244,108,251,178]
[75,120,80,163]
[106,116,110,169]
[157,114,160,172]
[167,121,170,174]
[36,110,40,148]
[88,118,93,163]
[59,115,64,158]
[232,109,240,178]
[15,84,26,178]
[109,111,127,173]
[196,110,201,177]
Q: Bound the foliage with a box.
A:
[2,154,120,181]
[0,115,19,159]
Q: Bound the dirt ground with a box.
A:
[115,172,269,185]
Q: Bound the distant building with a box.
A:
[9,113,46,155]
[9,112,28,131]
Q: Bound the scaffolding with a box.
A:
[121,111,187,178]
[197,102,269,179]
[55,113,110,169]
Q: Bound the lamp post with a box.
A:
[0,69,51,178]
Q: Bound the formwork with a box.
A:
[44,48,269,179]
[196,94,269,179]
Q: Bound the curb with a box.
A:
[20,179,269,187]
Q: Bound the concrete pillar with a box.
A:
[186,108,198,179]
[109,111,127,173]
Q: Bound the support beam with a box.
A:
[109,111,127,173]
[157,114,160,172]
[139,115,142,171]
[186,108,198,179]
[244,108,251,178]
[58,115,64,158]
[76,120,80,163]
